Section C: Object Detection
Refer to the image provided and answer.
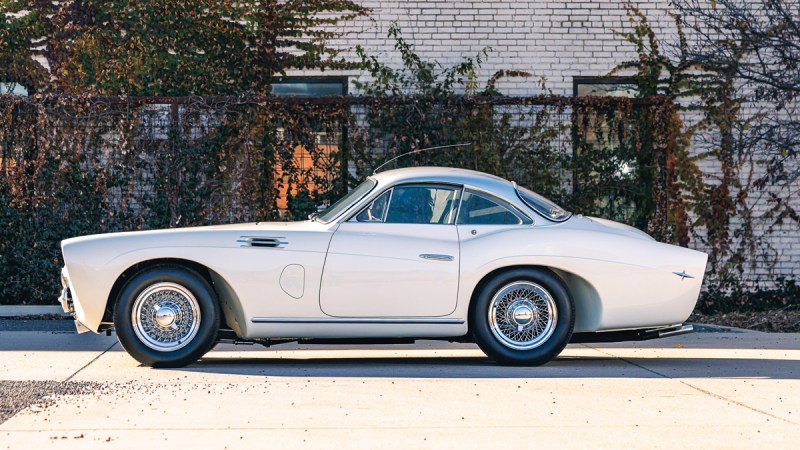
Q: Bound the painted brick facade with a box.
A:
[291,1,677,96]
[287,0,799,286]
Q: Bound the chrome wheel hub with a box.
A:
[488,281,557,350]
[510,302,535,326]
[155,306,177,327]
[132,282,201,352]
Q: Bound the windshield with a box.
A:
[515,184,571,222]
[316,178,377,223]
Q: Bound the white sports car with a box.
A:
[59,167,708,367]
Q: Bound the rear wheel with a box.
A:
[471,268,574,366]
[114,265,220,368]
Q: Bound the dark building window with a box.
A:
[271,78,347,97]
[571,77,641,224]
[270,78,348,213]
[573,77,638,98]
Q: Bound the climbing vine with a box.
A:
[0,91,677,306]
[612,5,799,311]
[0,0,368,95]
[5,8,782,311]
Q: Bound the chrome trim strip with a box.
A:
[453,186,465,224]
[513,181,571,223]
[419,253,455,262]
[238,236,289,248]
[657,324,694,338]
[382,188,394,222]
[251,317,465,325]
[318,178,378,224]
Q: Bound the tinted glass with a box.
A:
[457,190,529,225]
[381,185,460,224]
[317,179,376,223]
[356,190,391,222]
[271,80,345,97]
[516,185,570,222]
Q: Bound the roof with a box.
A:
[370,166,515,194]
[366,166,534,218]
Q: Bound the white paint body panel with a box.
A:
[60,167,708,340]
[320,222,459,317]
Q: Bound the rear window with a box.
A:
[515,185,571,222]
[457,190,532,225]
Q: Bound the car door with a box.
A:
[320,183,462,317]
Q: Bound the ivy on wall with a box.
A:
[0,91,677,307]
[612,5,799,311]
[0,95,355,304]
[0,0,368,95]
[4,2,794,312]
[349,24,680,241]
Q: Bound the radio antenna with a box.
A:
[372,143,472,174]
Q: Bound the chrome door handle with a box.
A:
[419,254,454,262]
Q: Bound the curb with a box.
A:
[0,305,70,317]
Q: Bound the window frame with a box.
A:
[354,188,394,223]
[455,187,534,226]
[316,178,378,224]
[347,182,464,225]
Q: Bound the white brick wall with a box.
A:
[288,0,799,286]
[291,1,678,96]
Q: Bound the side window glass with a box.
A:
[355,190,391,222]
[457,190,530,225]
[384,185,460,224]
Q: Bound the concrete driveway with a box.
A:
[1,323,798,449]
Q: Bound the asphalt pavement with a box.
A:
[1,321,798,449]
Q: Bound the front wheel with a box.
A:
[114,265,220,368]
[471,268,574,366]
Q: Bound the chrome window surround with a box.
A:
[456,188,533,225]
[455,185,535,226]
[345,181,464,225]
[513,182,571,223]
[355,189,393,222]
[316,179,377,224]
[344,180,537,226]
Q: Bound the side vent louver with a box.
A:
[237,236,288,248]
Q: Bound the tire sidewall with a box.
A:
[114,266,220,368]
[471,268,574,366]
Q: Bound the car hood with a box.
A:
[61,220,334,265]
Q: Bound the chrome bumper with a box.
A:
[58,268,74,314]
[58,267,90,334]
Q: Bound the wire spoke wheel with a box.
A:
[488,281,557,350]
[131,282,201,352]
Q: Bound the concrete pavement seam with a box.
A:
[62,342,118,383]
[584,344,797,426]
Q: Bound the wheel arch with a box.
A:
[102,258,246,337]
[468,265,602,333]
